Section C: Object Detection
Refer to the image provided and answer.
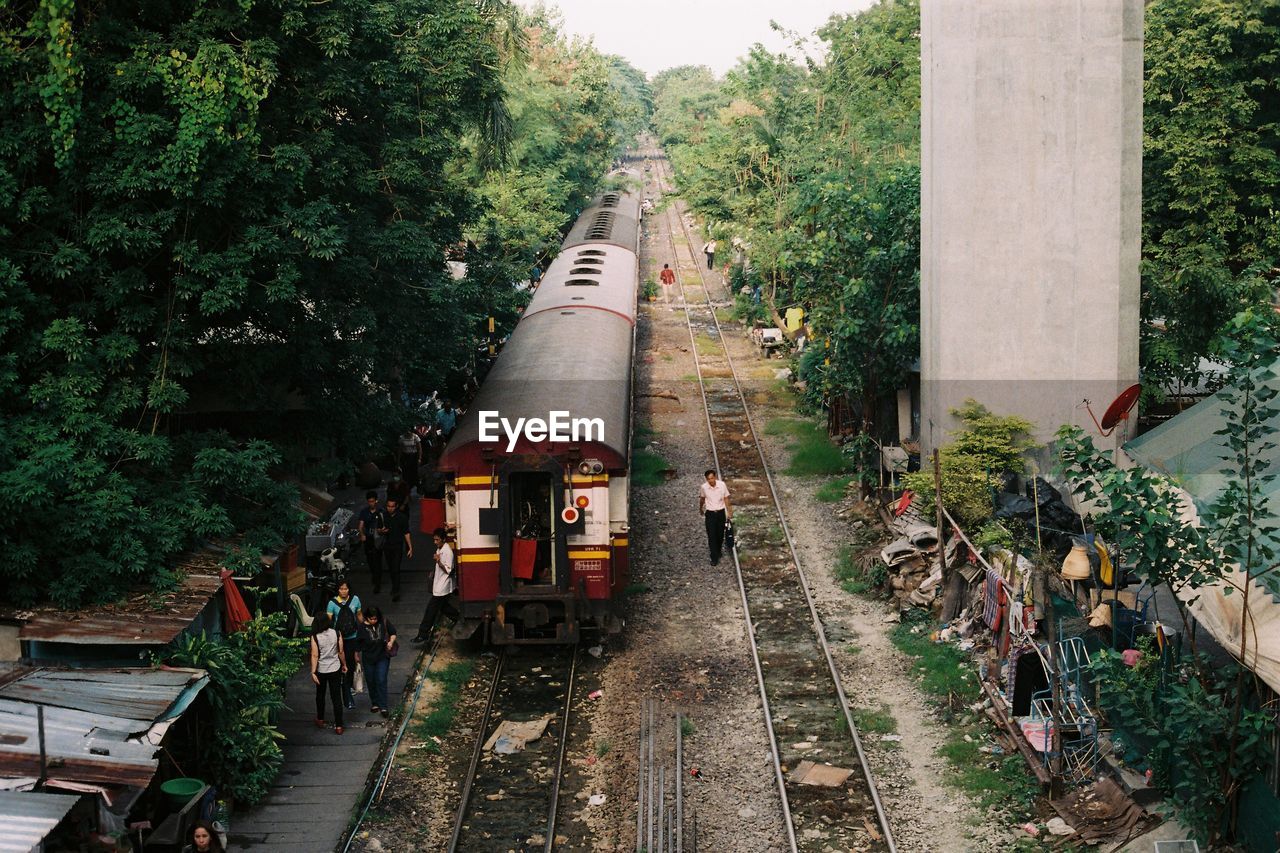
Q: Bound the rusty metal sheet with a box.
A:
[1051,777,1158,845]
[0,668,204,723]
[15,572,221,645]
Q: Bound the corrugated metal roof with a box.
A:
[0,790,81,853]
[0,668,205,724]
[0,668,208,791]
[12,569,221,646]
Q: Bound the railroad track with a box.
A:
[448,645,580,852]
[651,151,896,853]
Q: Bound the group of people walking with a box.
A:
[309,508,459,734]
[310,580,400,734]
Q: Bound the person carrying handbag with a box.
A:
[360,606,399,716]
[310,613,348,734]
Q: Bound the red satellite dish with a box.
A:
[1084,384,1141,437]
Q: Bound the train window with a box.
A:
[565,279,598,286]
[569,268,601,275]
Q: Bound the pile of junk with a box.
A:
[869,477,1174,845]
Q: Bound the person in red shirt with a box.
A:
[659,263,676,286]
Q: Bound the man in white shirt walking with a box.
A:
[412,528,461,643]
[698,469,733,565]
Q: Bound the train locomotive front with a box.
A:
[439,179,640,644]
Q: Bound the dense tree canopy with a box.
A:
[0,0,647,606]
[654,0,1280,433]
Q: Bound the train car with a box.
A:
[438,177,641,644]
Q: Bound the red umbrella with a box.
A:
[220,569,253,633]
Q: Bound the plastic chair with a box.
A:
[289,593,314,637]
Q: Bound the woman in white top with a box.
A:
[698,469,733,565]
[310,613,348,734]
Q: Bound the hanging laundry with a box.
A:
[784,306,805,332]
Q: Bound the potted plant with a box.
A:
[642,277,659,302]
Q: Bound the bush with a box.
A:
[902,452,998,527]
[902,400,1036,527]
[165,611,305,804]
[947,400,1038,475]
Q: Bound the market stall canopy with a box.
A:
[1125,371,1280,693]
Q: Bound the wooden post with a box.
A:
[933,448,944,558]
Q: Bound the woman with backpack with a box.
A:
[310,613,347,734]
[360,605,399,716]
[326,581,363,710]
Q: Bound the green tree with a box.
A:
[0,0,506,605]
[1141,0,1280,388]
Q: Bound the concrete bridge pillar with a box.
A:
[920,0,1143,452]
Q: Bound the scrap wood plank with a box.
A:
[791,760,852,787]
[980,680,1051,787]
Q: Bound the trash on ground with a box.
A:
[1019,822,1040,837]
[879,734,903,742]
[588,689,603,699]
[484,716,552,753]
[587,645,603,658]
[792,760,853,787]
[1045,817,1075,836]
[588,793,606,806]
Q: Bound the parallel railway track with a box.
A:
[651,150,896,853]
[448,646,580,852]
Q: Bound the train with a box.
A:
[436,174,642,644]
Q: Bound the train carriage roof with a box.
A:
[441,309,633,470]
[562,180,641,253]
[525,244,637,323]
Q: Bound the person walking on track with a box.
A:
[412,528,460,643]
[382,496,413,602]
[310,613,347,735]
[659,263,676,287]
[698,469,733,565]
[357,491,388,593]
[702,238,717,270]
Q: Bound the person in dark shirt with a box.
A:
[386,469,411,509]
[356,491,389,594]
[383,497,413,602]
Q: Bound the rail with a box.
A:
[654,151,896,852]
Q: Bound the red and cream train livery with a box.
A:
[438,178,641,644]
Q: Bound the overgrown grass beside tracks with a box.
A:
[412,661,475,754]
[816,475,854,503]
[764,417,848,476]
[889,612,1043,824]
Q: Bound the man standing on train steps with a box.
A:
[698,469,733,565]
[412,528,460,643]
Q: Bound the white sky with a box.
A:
[540,0,876,77]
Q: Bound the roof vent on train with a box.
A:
[569,267,601,275]
[565,279,599,286]
[577,249,606,257]
[574,257,604,265]
[601,193,620,207]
